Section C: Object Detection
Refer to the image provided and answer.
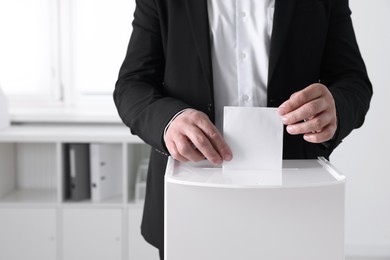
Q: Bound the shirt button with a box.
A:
[240,11,246,18]
[243,95,250,101]
[239,52,247,60]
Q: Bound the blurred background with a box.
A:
[0,0,389,259]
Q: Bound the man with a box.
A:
[114,0,372,258]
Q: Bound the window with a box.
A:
[0,0,135,111]
[71,0,133,96]
[0,0,59,101]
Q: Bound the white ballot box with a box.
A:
[164,157,345,260]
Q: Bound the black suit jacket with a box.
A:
[114,0,372,249]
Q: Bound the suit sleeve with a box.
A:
[113,0,190,153]
[320,0,373,149]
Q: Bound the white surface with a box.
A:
[331,0,390,256]
[0,143,58,203]
[16,143,57,189]
[63,208,122,260]
[170,158,343,188]
[223,107,283,171]
[0,189,57,204]
[0,0,59,98]
[10,104,122,123]
[70,0,134,96]
[0,124,141,143]
[165,158,345,260]
[0,88,10,129]
[0,208,57,260]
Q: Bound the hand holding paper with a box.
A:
[278,83,337,143]
[164,109,232,165]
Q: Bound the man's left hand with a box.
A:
[277,83,337,143]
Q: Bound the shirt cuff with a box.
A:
[163,108,191,137]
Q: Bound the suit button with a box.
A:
[208,104,212,111]
[269,99,279,107]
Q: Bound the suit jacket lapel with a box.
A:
[268,0,297,84]
[184,0,213,90]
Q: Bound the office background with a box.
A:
[0,0,389,259]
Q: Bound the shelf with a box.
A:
[0,124,143,143]
[63,194,124,206]
[10,104,122,124]
[0,188,57,204]
[0,128,150,208]
[0,123,153,260]
[128,201,145,209]
[62,202,124,209]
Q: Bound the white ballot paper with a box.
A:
[223,107,283,171]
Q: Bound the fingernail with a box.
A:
[214,159,223,165]
[281,116,288,124]
[277,106,285,115]
[303,135,311,141]
[287,125,295,134]
[224,153,233,161]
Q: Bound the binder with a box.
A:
[0,87,10,130]
[135,158,149,201]
[90,143,122,202]
[65,143,91,201]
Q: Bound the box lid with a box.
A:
[165,157,345,188]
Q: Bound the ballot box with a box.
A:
[164,157,345,260]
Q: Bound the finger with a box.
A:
[286,112,332,135]
[185,126,224,165]
[303,123,337,143]
[281,98,328,125]
[195,120,233,162]
[278,84,323,115]
[165,139,189,163]
[174,134,206,162]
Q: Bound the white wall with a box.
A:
[331,0,390,257]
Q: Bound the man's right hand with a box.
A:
[164,109,233,165]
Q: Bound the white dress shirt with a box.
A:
[207,0,275,132]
